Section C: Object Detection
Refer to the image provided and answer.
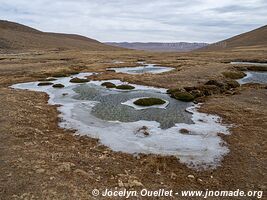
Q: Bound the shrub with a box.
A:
[133,98,166,106]
[116,84,135,90]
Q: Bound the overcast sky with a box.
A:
[0,0,266,43]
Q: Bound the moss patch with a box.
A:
[52,83,65,88]
[133,98,166,106]
[69,77,89,83]
[222,71,246,79]
[172,91,194,102]
[37,82,53,86]
[225,80,240,88]
[179,128,190,134]
[101,82,116,88]
[116,84,135,90]
[247,66,267,71]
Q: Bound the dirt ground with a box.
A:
[0,49,266,200]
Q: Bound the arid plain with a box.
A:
[0,21,267,200]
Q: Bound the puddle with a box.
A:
[12,73,230,170]
[238,71,267,84]
[108,63,174,74]
[230,61,267,66]
[230,61,267,84]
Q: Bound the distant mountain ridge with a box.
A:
[198,25,267,51]
[0,20,121,51]
[105,42,208,52]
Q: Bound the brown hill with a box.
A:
[0,20,121,51]
[198,25,267,51]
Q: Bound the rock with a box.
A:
[69,77,89,83]
[52,83,65,88]
[116,84,135,90]
[36,168,45,174]
[172,91,195,102]
[187,175,195,179]
[57,162,75,172]
[171,172,177,180]
[136,126,150,137]
[128,179,144,188]
[118,179,124,187]
[74,169,94,179]
[101,82,116,88]
[133,98,166,106]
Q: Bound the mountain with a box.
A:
[198,25,267,51]
[105,42,208,52]
[0,20,121,51]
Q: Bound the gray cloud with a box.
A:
[0,0,266,42]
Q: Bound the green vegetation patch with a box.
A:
[52,83,65,88]
[133,98,166,106]
[222,71,246,79]
[37,82,53,86]
[225,80,240,88]
[101,82,116,88]
[69,77,89,83]
[247,66,267,71]
[116,84,135,90]
[172,91,195,102]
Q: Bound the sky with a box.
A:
[0,0,266,43]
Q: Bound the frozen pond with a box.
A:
[238,71,267,84]
[231,61,267,66]
[108,63,174,74]
[12,73,230,170]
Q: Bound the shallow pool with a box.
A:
[238,71,267,84]
[12,73,230,170]
[108,63,174,74]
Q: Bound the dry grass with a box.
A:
[0,48,267,199]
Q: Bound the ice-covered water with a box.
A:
[231,61,267,66]
[11,73,230,170]
[238,71,267,84]
[108,63,174,74]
